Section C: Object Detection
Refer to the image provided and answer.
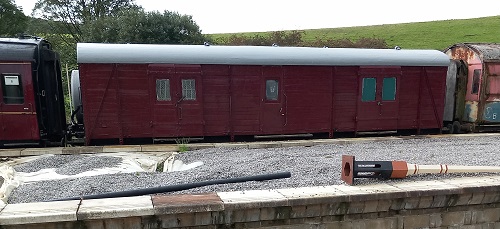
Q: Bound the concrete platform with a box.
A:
[0,175,499,228]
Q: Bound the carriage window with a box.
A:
[361,78,376,102]
[2,74,24,104]
[182,79,196,100]
[472,69,481,94]
[156,79,171,101]
[382,77,396,101]
[266,80,279,101]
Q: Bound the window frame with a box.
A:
[155,78,171,101]
[265,79,280,101]
[382,77,397,101]
[361,77,376,102]
[471,69,481,95]
[2,73,25,105]
[181,78,197,101]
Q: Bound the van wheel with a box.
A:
[39,140,48,148]
[452,121,461,134]
[60,135,67,147]
[445,123,454,134]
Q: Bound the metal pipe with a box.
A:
[341,155,500,185]
[52,171,291,201]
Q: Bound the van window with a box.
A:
[2,74,24,104]
[361,78,376,102]
[266,80,279,101]
[182,79,196,100]
[472,69,481,94]
[156,79,171,101]
[382,77,396,101]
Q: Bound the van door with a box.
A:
[261,66,284,135]
[463,64,482,122]
[149,64,204,138]
[357,68,400,131]
[149,64,179,138]
[0,63,39,141]
[175,65,204,137]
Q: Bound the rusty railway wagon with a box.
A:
[444,43,500,133]
[74,43,450,145]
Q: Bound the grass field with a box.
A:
[209,16,500,50]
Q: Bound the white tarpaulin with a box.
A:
[0,152,202,204]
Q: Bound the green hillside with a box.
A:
[210,16,500,50]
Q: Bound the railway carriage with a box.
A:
[444,43,500,132]
[77,43,450,145]
[0,37,66,146]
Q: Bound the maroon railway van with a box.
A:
[0,37,66,147]
[77,43,450,145]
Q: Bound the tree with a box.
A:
[30,1,207,120]
[0,0,28,36]
[131,10,206,44]
[32,0,140,43]
[83,9,207,44]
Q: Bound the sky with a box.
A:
[16,0,500,34]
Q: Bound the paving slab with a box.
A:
[430,133,500,138]
[442,176,498,188]
[390,180,461,197]
[0,149,21,157]
[213,143,249,149]
[186,143,215,150]
[218,189,288,209]
[487,175,500,183]
[62,146,103,154]
[280,140,314,148]
[77,196,154,220]
[0,200,80,225]
[248,142,283,149]
[355,183,405,193]
[334,184,386,195]
[103,145,142,153]
[310,139,341,145]
[347,183,407,201]
[390,180,458,191]
[276,186,348,205]
[20,147,62,156]
[153,193,224,215]
[141,144,178,152]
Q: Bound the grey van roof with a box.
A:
[77,43,450,67]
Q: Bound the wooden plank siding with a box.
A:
[79,63,448,144]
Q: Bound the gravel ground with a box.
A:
[7,135,500,204]
[14,155,123,175]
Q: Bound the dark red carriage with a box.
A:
[77,43,449,145]
[0,37,66,146]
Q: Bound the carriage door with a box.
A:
[0,63,38,141]
[150,64,203,138]
[175,65,204,137]
[357,68,400,131]
[261,66,284,135]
